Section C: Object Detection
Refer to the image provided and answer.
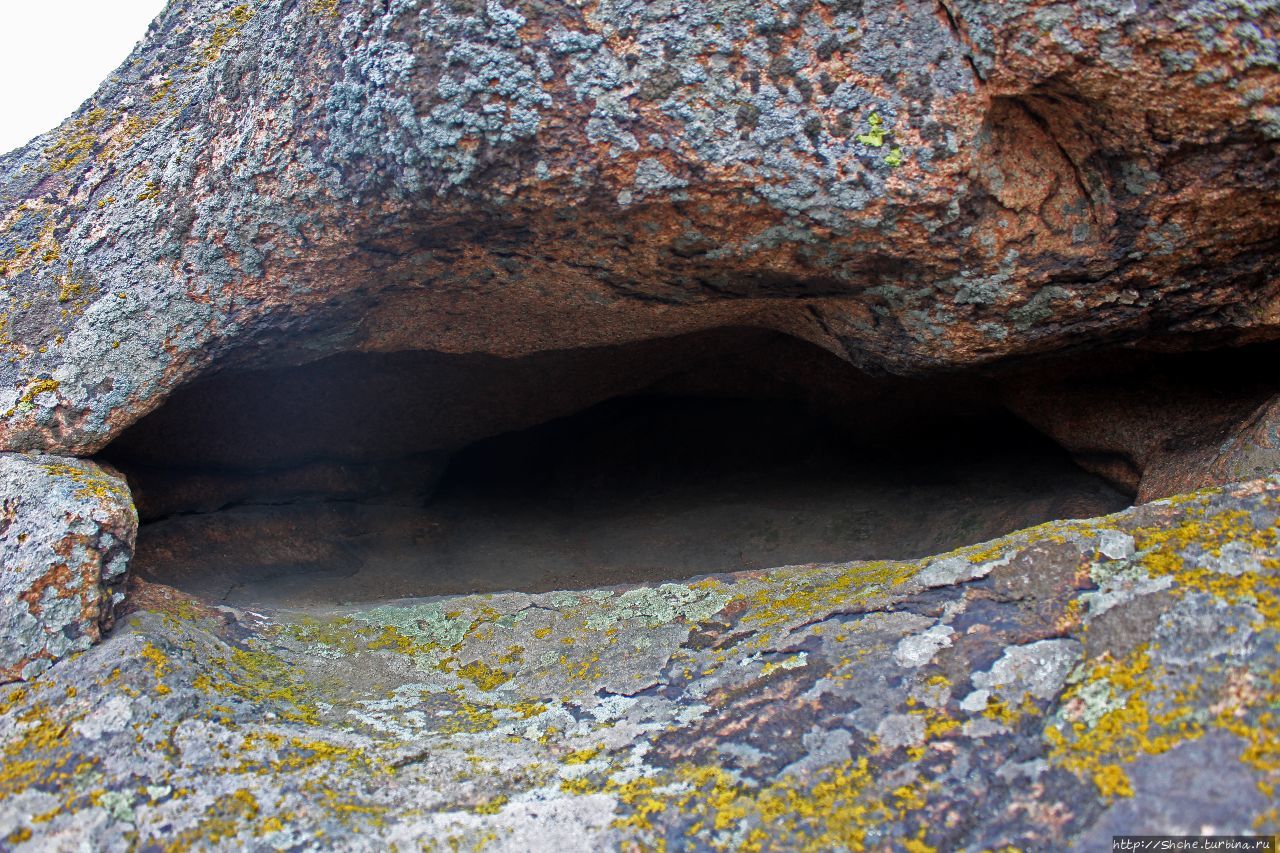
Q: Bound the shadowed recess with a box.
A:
[101,328,1133,608]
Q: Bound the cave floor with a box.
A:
[133,399,1130,608]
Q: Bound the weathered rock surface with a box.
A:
[0,0,1277,485]
[0,454,135,683]
[2,0,1280,847]
[1,479,1278,849]
[1001,343,1280,500]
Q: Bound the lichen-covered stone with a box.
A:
[0,0,1276,465]
[1,0,1279,845]
[0,454,135,682]
[1,477,1277,848]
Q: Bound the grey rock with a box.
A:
[0,453,136,682]
[0,478,1275,848]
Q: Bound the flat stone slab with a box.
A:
[1,477,1277,849]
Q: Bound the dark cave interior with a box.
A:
[101,326,1238,609]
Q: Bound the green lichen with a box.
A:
[97,790,135,823]
[583,582,731,630]
[351,603,473,649]
[276,615,362,654]
[4,477,1277,847]
[854,113,909,168]
[856,112,887,147]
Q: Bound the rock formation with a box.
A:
[3,482,1279,848]
[0,0,1277,468]
[0,455,135,682]
[1,0,1279,847]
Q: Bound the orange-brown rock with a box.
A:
[0,0,1276,474]
[1000,342,1280,501]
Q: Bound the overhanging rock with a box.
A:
[0,0,1279,847]
[0,0,1277,458]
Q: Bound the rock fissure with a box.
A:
[934,0,986,83]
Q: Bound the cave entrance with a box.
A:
[101,328,1132,609]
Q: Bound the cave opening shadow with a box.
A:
[423,394,1129,590]
[106,330,1133,609]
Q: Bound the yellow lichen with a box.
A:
[136,181,162,202]
[190,642,321,725]
[0,698,98,801]
[563,744,604,765]
[151,788,261,850]
[6,827,33,844]
[473,794,508,815]
[456,660,513,692]
[35,458,132,505]
[44,108,107,172]
[567,754,934,851]
[742,560,917,630]
[140,641,172,695]
[151,79,174,103]
[1045,646,1204,800]
[202,5,255,65]
[1134,505,1280,629]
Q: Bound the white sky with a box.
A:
[0,0,169,155]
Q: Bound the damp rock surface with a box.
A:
[2,479,1278,849]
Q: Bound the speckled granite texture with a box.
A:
[0,454,135,683]
[0,0,1277,462]
[2,0,1280,848]
[2,478,1280,849]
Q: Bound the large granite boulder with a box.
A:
[0,478,1277,848]
[0,0,1277,468]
